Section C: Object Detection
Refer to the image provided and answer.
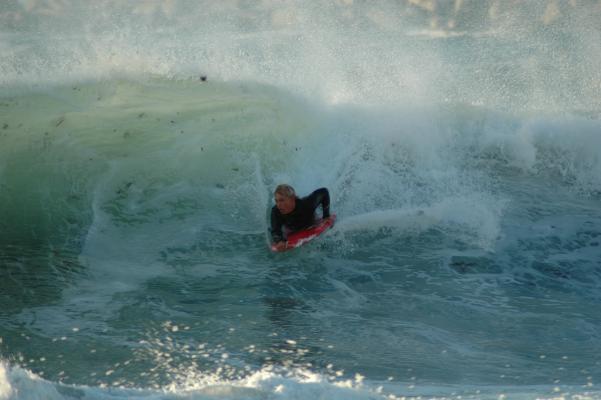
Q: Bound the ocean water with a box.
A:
[1,1,601,399]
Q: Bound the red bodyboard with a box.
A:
[271,214,336,252]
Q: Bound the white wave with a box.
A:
[0,362,386,400]
[336,194,505,250]
[2,361,600,400]
[1,2,600,112]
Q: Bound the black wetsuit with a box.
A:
[270,188,330,243]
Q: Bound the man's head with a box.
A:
[274,184,296,214]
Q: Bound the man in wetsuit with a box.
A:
[270,184,331,251]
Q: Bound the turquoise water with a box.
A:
[1,2,601,399]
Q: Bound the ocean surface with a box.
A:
[1,1,601,399]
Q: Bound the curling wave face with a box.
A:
[1,78,600,400]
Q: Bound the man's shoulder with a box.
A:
[304,187,328,199]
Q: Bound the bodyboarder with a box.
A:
[270,184,331,251]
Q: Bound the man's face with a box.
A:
[275,193,296,214]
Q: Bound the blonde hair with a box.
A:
[274,184,295,198]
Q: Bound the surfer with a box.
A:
[270,184,331,251]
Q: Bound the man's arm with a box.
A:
[308,187,330,218]
[270,207,285,243]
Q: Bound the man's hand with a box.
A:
[274,241,288,251]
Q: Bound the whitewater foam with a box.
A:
[2,2,600,111]
[3,361,601,400]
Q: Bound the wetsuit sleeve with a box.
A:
[270,207,284,243]
[308,187,330,218]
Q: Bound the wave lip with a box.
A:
[2,1,601,112]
